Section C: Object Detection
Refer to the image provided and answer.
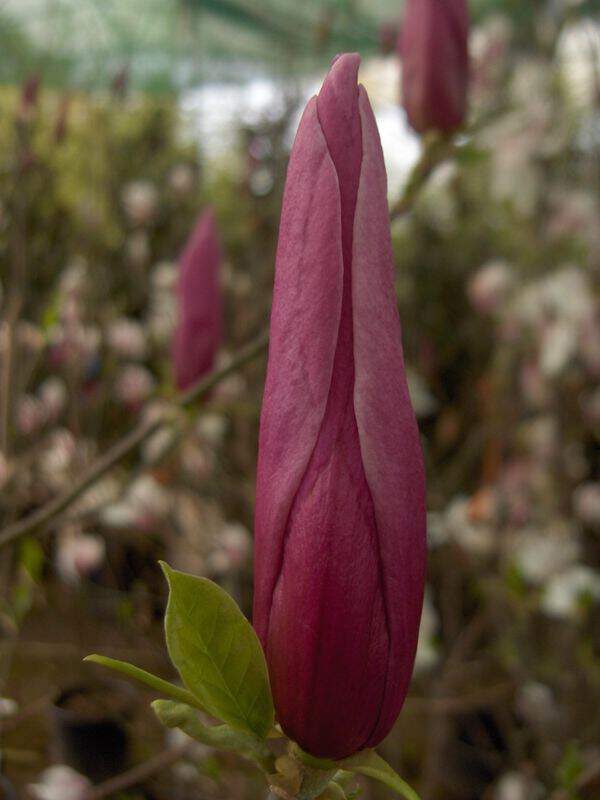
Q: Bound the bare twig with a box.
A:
[0,692,54,735]
[407,682,514,715]
[420,612,488,798]
[390,133,458,220]
[84,743,191,800]
[0,330,269,549]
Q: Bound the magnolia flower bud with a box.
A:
[468,260,514,315]
[122,181,158,226]
[172,209,222,390]
[106,317,148,361]
[115,365,155,409]
[400,0,469,134]
[55,528,106,585]
[254,54,426,760]
[19,73,41,121]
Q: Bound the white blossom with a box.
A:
[29,766,91,800]
[542,566,600,619]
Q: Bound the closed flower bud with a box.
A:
[19,73,41,121]
[172,209,223,390]
[400,0,469,134]
[254,54,427,760]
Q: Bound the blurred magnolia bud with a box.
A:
[115,365,155,409]
[54,94,71,144]
[39,377,67,423]
[16,320,45,353]
[470,15,511,101]
[181,440,214,481]
[542,566,600,620]
[111,65,129,99]
[248,166,274,197]
[106,317,147,361]
[38,429,78,490]
[142,427,177,465]
[168,163,197,197]
[508,526,580,585]
[125,231,150,267]
[18,73,41,121]
[16,394,45,436]
[212,351,247,402]
[70,475,121,518]
[172,208,223,390]
[102,475,170,531]
[573,483,600,527]
[468,260,514,315]
[494,772,544,800]
[0,697,18,718]
[539,320,577,378]
[49,323,101,368]
[55,528,106,585]
[217,522,252,569]
[122,181,158,226]
[400,0,470,134]
[208,528,252,575]
[148,294,177,345]
[379,21,400,55]
[59,261,88,297]
[29,765,91,800]
[151,261,177,292]
[196,413,228,447]
[445,495,495,558]
[515,682,556,728]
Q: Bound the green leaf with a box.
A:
[152,699,272,768]
[338,750,421,800]
[319,783,347,800]
[160,561,274,738]
[84,654,205,711]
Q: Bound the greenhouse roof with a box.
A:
[1,0,598,91]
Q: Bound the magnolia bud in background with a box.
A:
[55,527,106,585]
[115,364,155,409]
[111,65,129,100]
[122,181,159,227]
[379,21,400,55]
[54,94,71,144]
[172,209,223,391]
[400,0,469,134]
[253,54,427,760]
[19,73,41,121]
[468,260,514,315]
[106,317,148,361]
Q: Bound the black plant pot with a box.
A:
[51,682,132,783]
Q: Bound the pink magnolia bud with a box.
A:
[111,65,129,100]
[253,54,427,760]
[19,73,41,121]
[54,94,71,144]
[400,0,470,134]
[172,209,223,391]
